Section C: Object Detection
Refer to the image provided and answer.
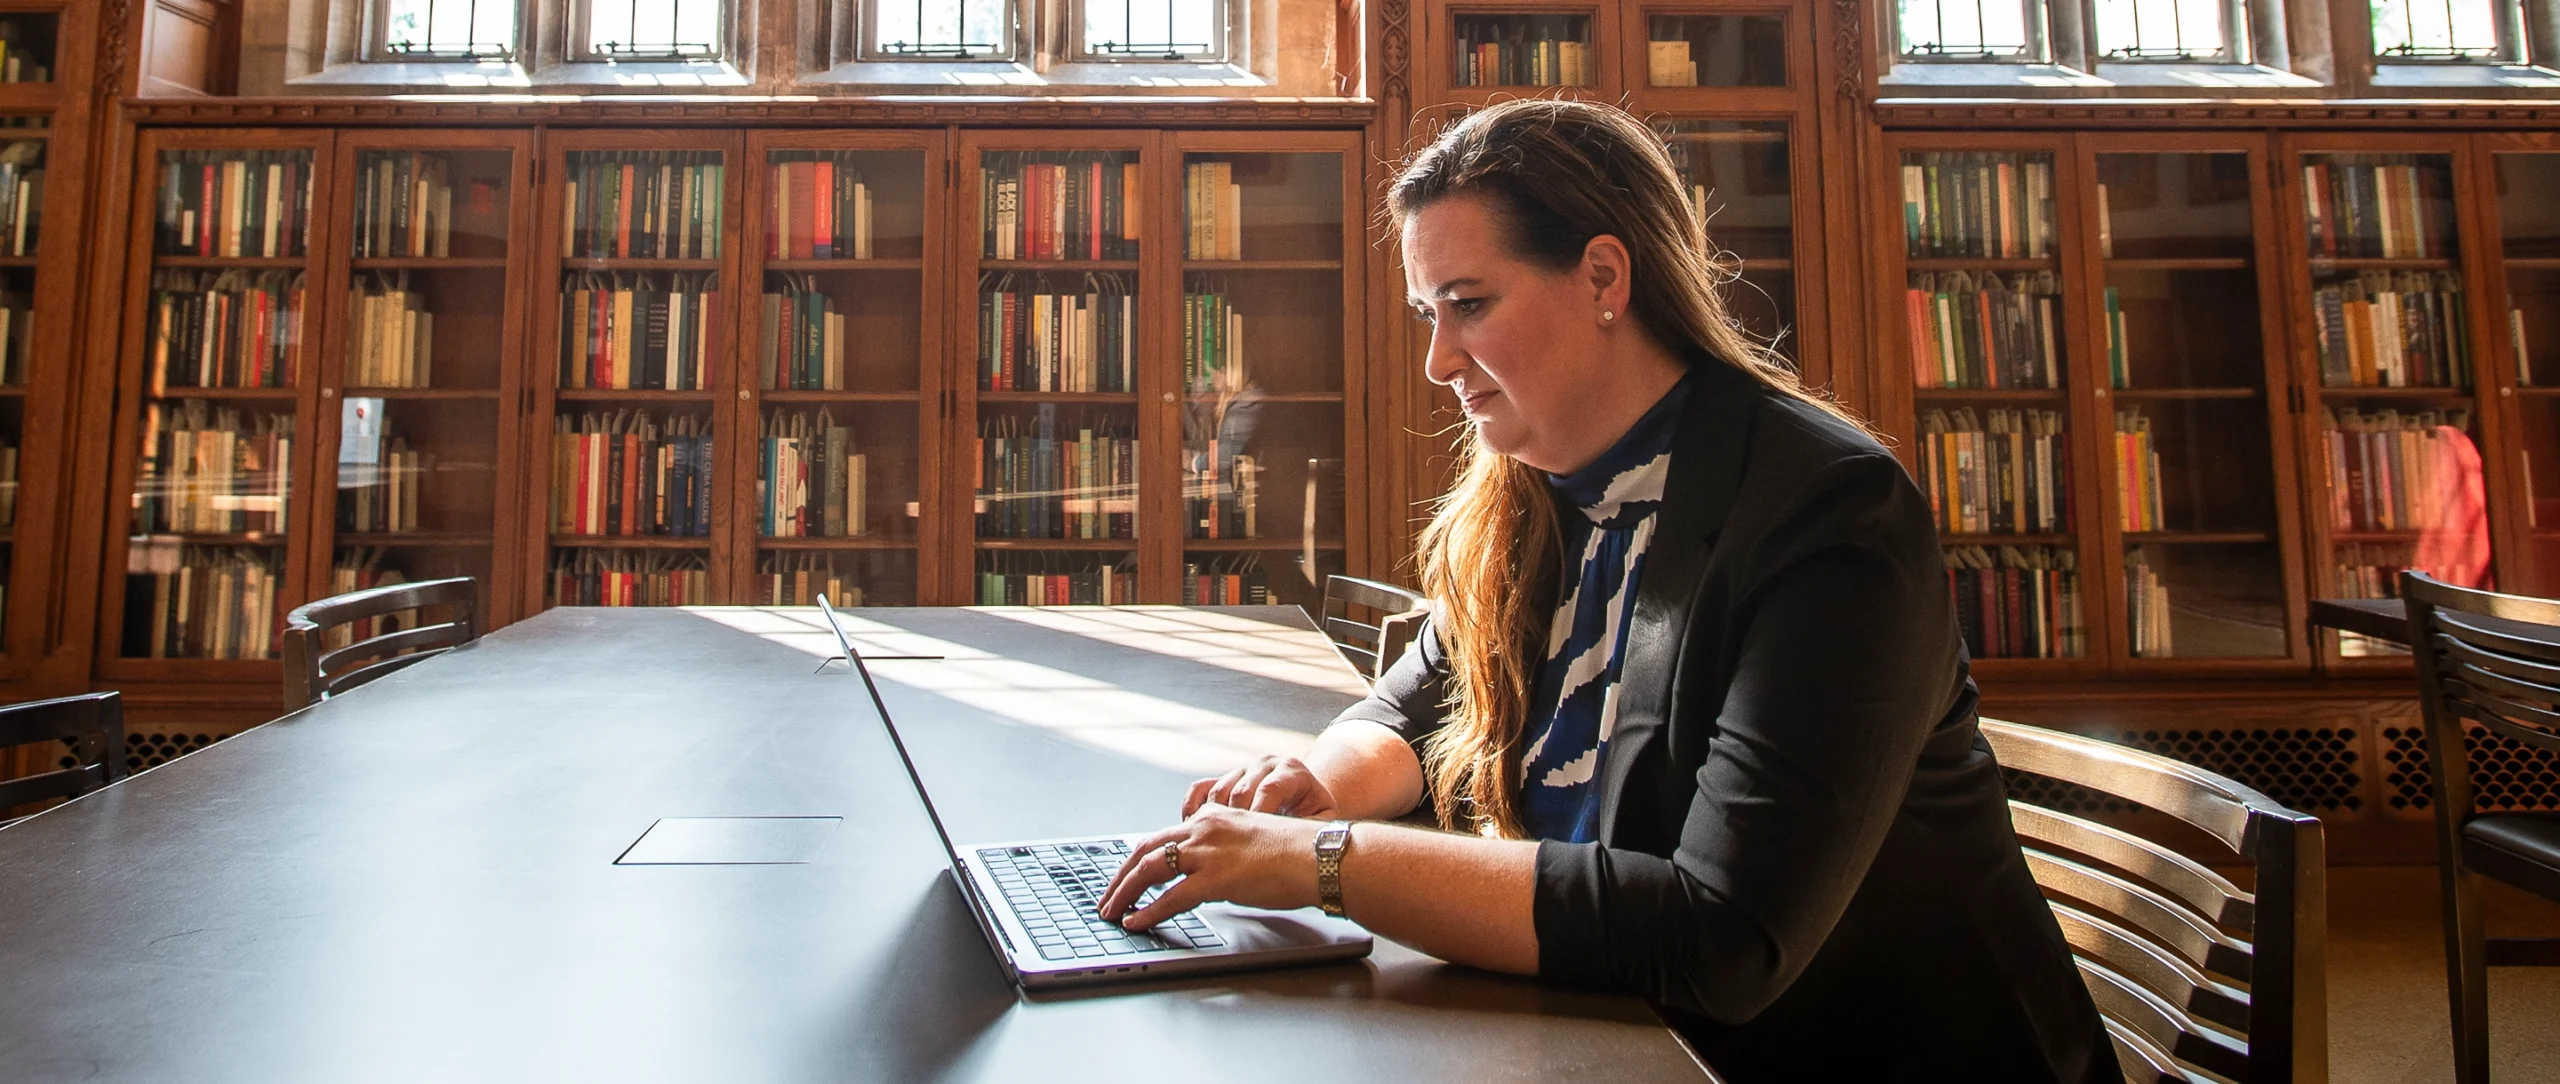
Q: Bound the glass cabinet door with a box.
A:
[1899,147,2087,661]
[1657,120,1795,368]
[124,144,317,660]
[2095,150,2290,660]
[1177,147,1348,611]
[0,124,38,645]
[544,144,729,607]
[320,144,520,634]
[2297,150,2491,656]
[747,141,931,607]
[968,145,1144,605]
[2494,152,2560,597]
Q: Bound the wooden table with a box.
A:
[0,606,1716,1083]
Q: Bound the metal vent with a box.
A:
[2002,726,2363,816]
[2380,724,2560,813]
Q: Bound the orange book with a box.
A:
[618,163,637,257]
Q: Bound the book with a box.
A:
[758,408,869,538]
[348,271,434,387]
[765,154,876,261]
[354,152,453,259]
[2322,406,2481,533]
[1905,270,2063,390]
[2126,547,2174,659]
[146,269,308,390]
[563,151,723,260]
[1648,39,1698,86]
[975,551,1134,606]
[322,547,414,649]
[977,274,1135,392]
[1182,555,1273,605]
[0,140,41,258]
[124,545,283,659]
[1900,152,2057,260]
[0,281,29,386]
[976,408,1136,540]
[132,401,293,535]
[757,551,865,607]
[2311,269,2471,388]
[154,149,310,258]
[551,409,713,537]
[1943,544,2083,659]
[558,271,719,391]
[1184,161,1244,261]
[982,151,1140,262]
[2303,156,2449,260]
[549,549,712,607]
[1453,14,1592,86]
[0,437,15,527]
[335,411,427,535]
[2113,407,2165,533]
[1918,407,2068,536]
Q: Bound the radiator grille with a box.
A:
[2380,724,2560,812]
[2003,726,2362,815]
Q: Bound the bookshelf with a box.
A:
[2472,137,2560,604]
[1427,1,1622,106]
[527,132,744,613]
[739,130,944,608]
[1620,5,1798,114]
[0,120,34,663]
[99,129,334,685]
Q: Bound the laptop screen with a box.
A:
[815,596,968,873]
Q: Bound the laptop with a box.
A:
[813,596,1373,988]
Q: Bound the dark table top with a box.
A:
[0,606,1714,1084]
[2309,597,2409,646]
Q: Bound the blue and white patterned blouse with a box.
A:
[1518,372,1693,843]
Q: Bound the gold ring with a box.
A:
[1163,840,1182,875]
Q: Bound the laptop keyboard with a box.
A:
[979,840,1228,961]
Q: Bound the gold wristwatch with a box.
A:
[1314,820,1353,917]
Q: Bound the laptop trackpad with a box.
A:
[616,817,843,865]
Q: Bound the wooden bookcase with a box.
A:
[0,2,84,690]
[96,127,337,691]
[737,129,947,609]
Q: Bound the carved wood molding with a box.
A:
[1832,0,1861,105]
[98,0,135,104]
[1875,99,2560,128]
[122,96,1381,127]
[1381,0,1410,114]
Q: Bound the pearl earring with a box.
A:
[1602,310,1616,323]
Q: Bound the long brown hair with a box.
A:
[1392,98,1860,838]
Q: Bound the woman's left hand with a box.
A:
[1095,805,1324,932]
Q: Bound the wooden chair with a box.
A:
[282,577,480,709]
[0,692,126,824]
[1980,719,2326,1084]
[2399,571,2560,1084]
[1318,575,1428,682]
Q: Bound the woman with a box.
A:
[1096,99,2114,1083]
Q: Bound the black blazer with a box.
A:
[1337,361,2116,1084]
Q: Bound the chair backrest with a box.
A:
[283,577,480,709]
[1981,719,2326,1084]
[0,692,127,814]
[1318,575,1428,681]
[2401,571,2560,829]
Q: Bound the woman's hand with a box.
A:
[1095,805,1322,932]
[1183,755,1339,818]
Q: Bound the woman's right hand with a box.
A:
[1184,756,1339,819]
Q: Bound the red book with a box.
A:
[1089,160,1103,260]
[813,160,834,259]
[199,164,216,255]
[2003,568,2026,657]
[1977,572,1999,658]
[618,163,636,257]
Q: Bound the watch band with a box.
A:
[1314,820,1353,917]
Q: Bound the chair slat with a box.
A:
[2438,633,2560,700]
[2447,681,2560,757]
[2078,958,2253,1083]
[314,620,474,677]
[0,766,110,812]
[2025,848,2255,985]
[2011,801,2256,931]
[2404,574,2560,629]
[1322,575,1426,619]
[319,651,449,700]
[1322,615,1384,651]
[2105,1015,2201,1084]
[2436,608,2560,665]
[1983,722,2258,852]
[2050,901,2253,1036]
